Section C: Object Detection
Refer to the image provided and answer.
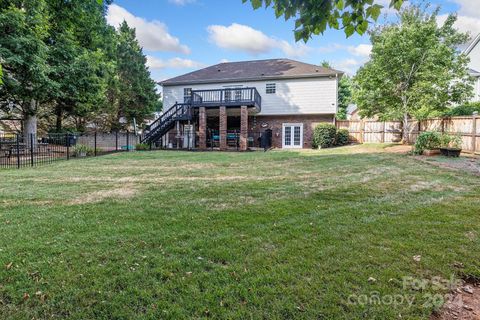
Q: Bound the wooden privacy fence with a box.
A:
[336,115,480,154]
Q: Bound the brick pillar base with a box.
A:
[199,107,207,150]
[240,106,248,151]
[219,106,227,151]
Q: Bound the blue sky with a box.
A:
[106,0,479,82]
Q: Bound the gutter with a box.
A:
[159,72,345,87]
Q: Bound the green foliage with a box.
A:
[135,143,150,151]
[337,76,352,120]
[414,132,463,154]
[439,133,462,149]
[73,143,95,156]
[110,22,159,131]
[336,129,350,146]
[353,4,473,142]
[313,123,337,148]
[442,102,480,117]
[243,0,403,40]
[414,131,442,154]
[0,0,158,135]
[0,1,52,120]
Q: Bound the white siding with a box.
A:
[467,40,480,101]
[472,77,480,102]
[468,41,480,73]
[162,77,338,115]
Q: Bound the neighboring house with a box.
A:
[465,34,480,102]
[346,104,360,120]
[144,59,343,150]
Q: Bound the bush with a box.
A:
[414,132,441,154]
[135,143,150,151]
[442,102,480,117]
[336,129,350,146]
[440,133,462,149]
[73,144,95,157]
[312,123,337,148]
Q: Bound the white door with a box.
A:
[282,123,303,149]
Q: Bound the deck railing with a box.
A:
[190,87,261,110]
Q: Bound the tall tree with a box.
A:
[243,0,403,40]
[44,0,111,132]
[0,0,52,138]
[353,5,473,142]
[111,22,159,130]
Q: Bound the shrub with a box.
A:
[73,144,95,157]
[414,132,442,154]
[312,123,337,148]
[440,133,462,149]
[135,143,150,151]
[442,102,480,117]
[335,129,350,146]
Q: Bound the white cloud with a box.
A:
[207,23,311,57]
[169,0,195,5]
[146,56,205,70]
[438,14,480,39]
[107,4,190,54]
[333,56,372,75]
[348,44,373,57]
[317,43,372,57]
[333,58,363,75]
[451,0,480,17]
[436,0,480,39]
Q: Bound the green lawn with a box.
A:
[1,145,479,319]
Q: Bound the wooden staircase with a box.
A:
[141,103,192,145]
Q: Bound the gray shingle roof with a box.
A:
[160,58,343,86]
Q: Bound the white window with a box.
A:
[282,123,303,149]
[184,88,192,102]
[266,83,276,94]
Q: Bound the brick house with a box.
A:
[143,59,343,150]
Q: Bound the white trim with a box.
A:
[282,123,304,149]
[464,33,480,55]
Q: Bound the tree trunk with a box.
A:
[23,99,38,144]
[55,106,63,133]
[402,113,409,144]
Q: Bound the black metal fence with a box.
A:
[0,132,139,169]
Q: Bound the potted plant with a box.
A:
[413,131,441,155]
[135,143,150,151]
[439,133,462,157]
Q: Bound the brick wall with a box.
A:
[249,114,335,149]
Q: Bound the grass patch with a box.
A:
[1,145,479,319]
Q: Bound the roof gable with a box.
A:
[160,59,343,86]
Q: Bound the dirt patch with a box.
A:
[68,185,137,205]
[384,145,413,154]
[431,283,480,320]
[414,155,480,176]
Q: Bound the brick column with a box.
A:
[240,106,248,151]
[199,107,207,150]
[219,106,227,151]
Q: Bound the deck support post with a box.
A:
[240,106,248,151]
[199,107,207,150]
[219,106,227,151]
